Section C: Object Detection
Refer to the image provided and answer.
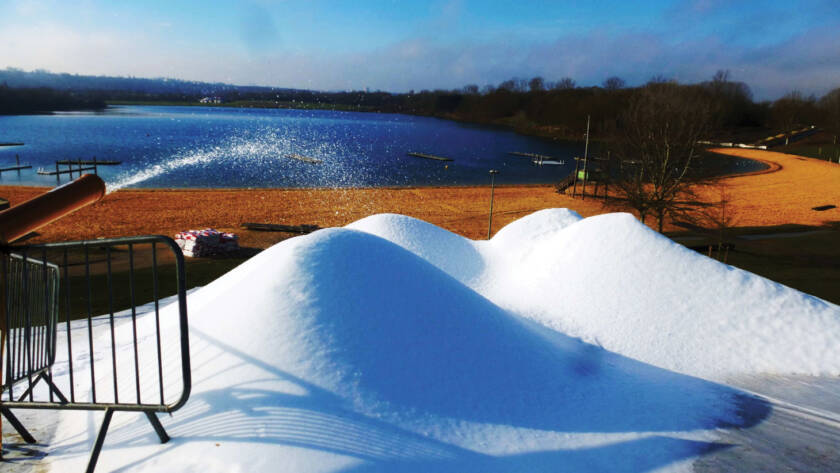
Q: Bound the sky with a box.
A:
[1,0,838,100]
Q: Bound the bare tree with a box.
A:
[462,84,480,95]
[612,83,714,231]
[498,78,528,93]
[820,87,840,148]
[712,69,730,84]
[553,77,576,90]
[528,76,545,92]
[701,70,754,134]
[603,76,626,91]
[647,74,673,85]
[700,182,738,261]
[498,79,517,92]
[771,91,816,144]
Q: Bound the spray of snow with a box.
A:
[105,128,373,193]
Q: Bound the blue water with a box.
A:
[0,105,763,190]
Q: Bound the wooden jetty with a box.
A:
[55,159,121,166]
[241,222,320,234]
[509,151,552,160]
[0,155,32,176]
[0,164,32,173]
[407,152,454,162]
[285,154,323,164]
[38,157,122,184]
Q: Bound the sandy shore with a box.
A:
[0,148,837,249]
[697,148,840,227]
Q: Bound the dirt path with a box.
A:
[0,148,837,248]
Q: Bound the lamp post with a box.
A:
[487,169,499,239]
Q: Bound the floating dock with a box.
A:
[37,166,97,176]
[286,154,323,164]
[407,152,454,162]
[509,151,564,165]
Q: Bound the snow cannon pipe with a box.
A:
[0,174,106,245]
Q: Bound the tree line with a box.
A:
[3,67,839,145]
[380,71,840,145]
[0,84,106,114]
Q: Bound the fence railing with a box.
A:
[0,235,191,473]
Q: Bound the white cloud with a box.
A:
[1,13,838,100]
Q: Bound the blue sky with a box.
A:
[1,0,838,100]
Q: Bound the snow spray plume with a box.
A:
[105,128,373,193]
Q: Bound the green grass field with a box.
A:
[50,224,839,323]
[779,143,840,162]
[669,225,840,305]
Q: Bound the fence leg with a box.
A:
[42,373,69,404]
[145,412,170,443]
[14,372,45,402]
[1,328,5,457]
[0,407,37,443]
[85,408,114,473]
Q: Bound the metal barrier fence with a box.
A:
[0,235,191,473]
[2,253,59,394]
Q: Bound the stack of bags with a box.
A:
[174,228,239,257]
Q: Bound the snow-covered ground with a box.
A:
[7,210,840,472]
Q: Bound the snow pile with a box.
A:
[175,228,239,257]
[350,210,840,379]
[44,209,840,472]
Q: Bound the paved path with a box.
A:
[696,375,840,472]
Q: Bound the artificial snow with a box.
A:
[40,209,840,472]
[349,210,840,379]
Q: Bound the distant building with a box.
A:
[199,96,222,104]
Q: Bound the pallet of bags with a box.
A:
[220,232,239,252]
[174,228,239,257]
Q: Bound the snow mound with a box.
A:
[50,219,772,472]
[184,229,742,426]
[346,213,487,284]
[490,207,583,248]
[350,211,840,379]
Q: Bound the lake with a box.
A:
[0,105,764,190]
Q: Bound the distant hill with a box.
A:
[0,67,295,97]
[0,83,106,114]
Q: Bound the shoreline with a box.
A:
[0,148,836,248]
[9,182,560,192]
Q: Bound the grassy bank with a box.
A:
[779,143,840,162]
[66,223,838,322]
[670,225,840,305]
